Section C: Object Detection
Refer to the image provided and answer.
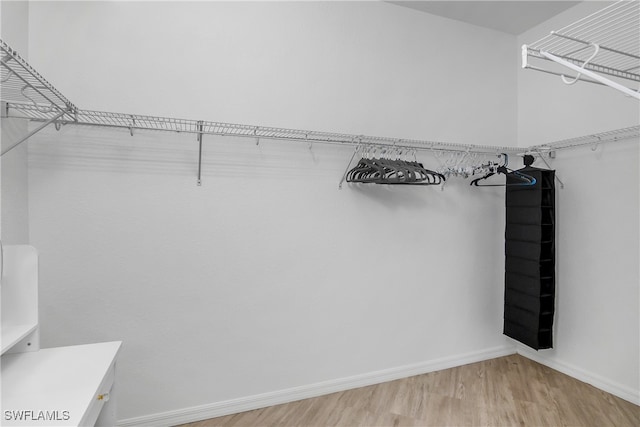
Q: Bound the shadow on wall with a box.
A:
[346,177,504,211]
[25,124,506,190]
[27,125,355,180]
[25,122,507,217]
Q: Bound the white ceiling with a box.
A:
[389,1,582,35]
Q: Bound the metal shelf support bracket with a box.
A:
[196,120,204,186]
[1,108,67,157]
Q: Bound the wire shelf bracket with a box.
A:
[522,0,640,100]
[1,39,77,155]
[1,105,67,156]
[196,121,204,186]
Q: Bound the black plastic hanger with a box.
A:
[346,155,445,185]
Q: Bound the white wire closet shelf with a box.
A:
[1,34,638,178]
[1,39,76,120]
[4,101,519,155]
[0,38,518,157]
[522,0,640,100]
[533,125,640,152]
[8,99,638,150]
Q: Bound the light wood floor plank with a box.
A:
[178,354,639,426]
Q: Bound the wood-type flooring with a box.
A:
[179,354,639,426]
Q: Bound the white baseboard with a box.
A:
[117,345,515,427]
[516,345,640,405]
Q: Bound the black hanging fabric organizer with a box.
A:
[504,164,556,350]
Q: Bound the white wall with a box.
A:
[28,0,517,144]
[26,1,517,423]
[517,1,640,404]
[0,1,30,244]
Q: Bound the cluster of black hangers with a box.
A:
[345,148,536,187]
[470,154,537,187]
[346,148,445,185]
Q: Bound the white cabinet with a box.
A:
[1,245,122,426]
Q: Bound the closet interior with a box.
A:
[1,1,639,426]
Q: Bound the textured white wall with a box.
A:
[28,0,518,145]
[26,1,517,421]
[517,1,640,403]
[0,1,30,244]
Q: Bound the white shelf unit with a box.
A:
[1,245,39,354]
[0,245,122,426]
[2,341,121,427]
[522,0,640,100]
